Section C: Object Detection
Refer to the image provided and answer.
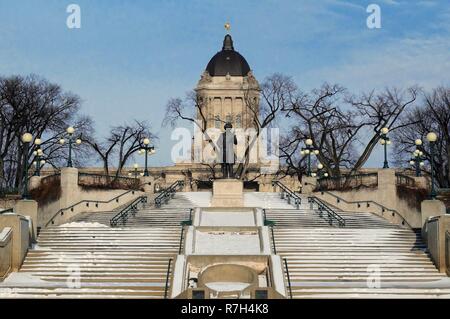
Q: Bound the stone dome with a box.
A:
[205,34,251,77]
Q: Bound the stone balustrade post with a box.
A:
[59,167,80,209]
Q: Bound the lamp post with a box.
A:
[316,163,329,191]
[316,163,329,179]
[380,127,391,169]
[59,126,81,167]
[133,163,139,181]
[301,138,319,177]
[409,139,424,177]
[426,132,438,199]
[21,133,33,199]
[139,138,155,177]
[33,138,43,176]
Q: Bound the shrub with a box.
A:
[30,176,61,206]
[396,185,428,211]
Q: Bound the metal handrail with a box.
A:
[319,190,412,228]
[154,180,184,208]
[45,188,142,227]
[164,258,173,299]
[283,258,293,299]
[308,196,346,227]
[110,196,147,227]
[0,208,13,214]
[270,226,277,254]
[178,226,185,254]
[271,180,301,209]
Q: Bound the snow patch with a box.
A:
[58,222,108,228]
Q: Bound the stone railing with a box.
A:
[0,227,12,280]
[395,172,416,188]
[421,200,449,274]
[78,172,140,190]
[0,213,30,275]
[313,169,426,228]
[317,173,378,191]
[446,231,450,276]
[427,217,440,267]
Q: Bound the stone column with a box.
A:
[421,199,446,229]
[0,214,30,271]
[14,200,38,240]
[139,176,154,194]
[59,167,80,210]
[302,176,317,195]
[376,169,397,207]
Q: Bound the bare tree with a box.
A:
[163,91,220,178]
[0,74,93,189]
[280,83,418,180]
[393,87,450,187]
[235,73,295,179]
[162,74,288,180]
[85,121,155,178]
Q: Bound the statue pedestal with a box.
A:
[211,179,244,207]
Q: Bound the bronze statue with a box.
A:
[220,122,237,179]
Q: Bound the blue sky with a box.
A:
[0,0,449,167]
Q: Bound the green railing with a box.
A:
[178,226,185,254]
[0,208,13,214]
[308,196,346,227]
[283,258,293,299]
[271,180,301,209]
[318,190,411,228]
[110,196,147,227]
[154,180,184,208]
[270,226,277,254]
[164,258,173,299]
[45,189,141,227]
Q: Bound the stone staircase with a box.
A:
[271,219,450,298]
[266,209,399,228]
[1,191,449,298]
[0,208,185,298]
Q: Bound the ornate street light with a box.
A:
[316,163,329,178]
[132,163,139,181]
[139,138,155,177]
[21,132,33,199]
[380,127,391,169]
[315,163,329,191]
[301,138,319,177]
[426,132,438,199]
[59,126,82,167]
[409,139,424,177]
[32,138,46,176]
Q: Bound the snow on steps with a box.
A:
[0,220,182,298]
[271,225,450,298]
